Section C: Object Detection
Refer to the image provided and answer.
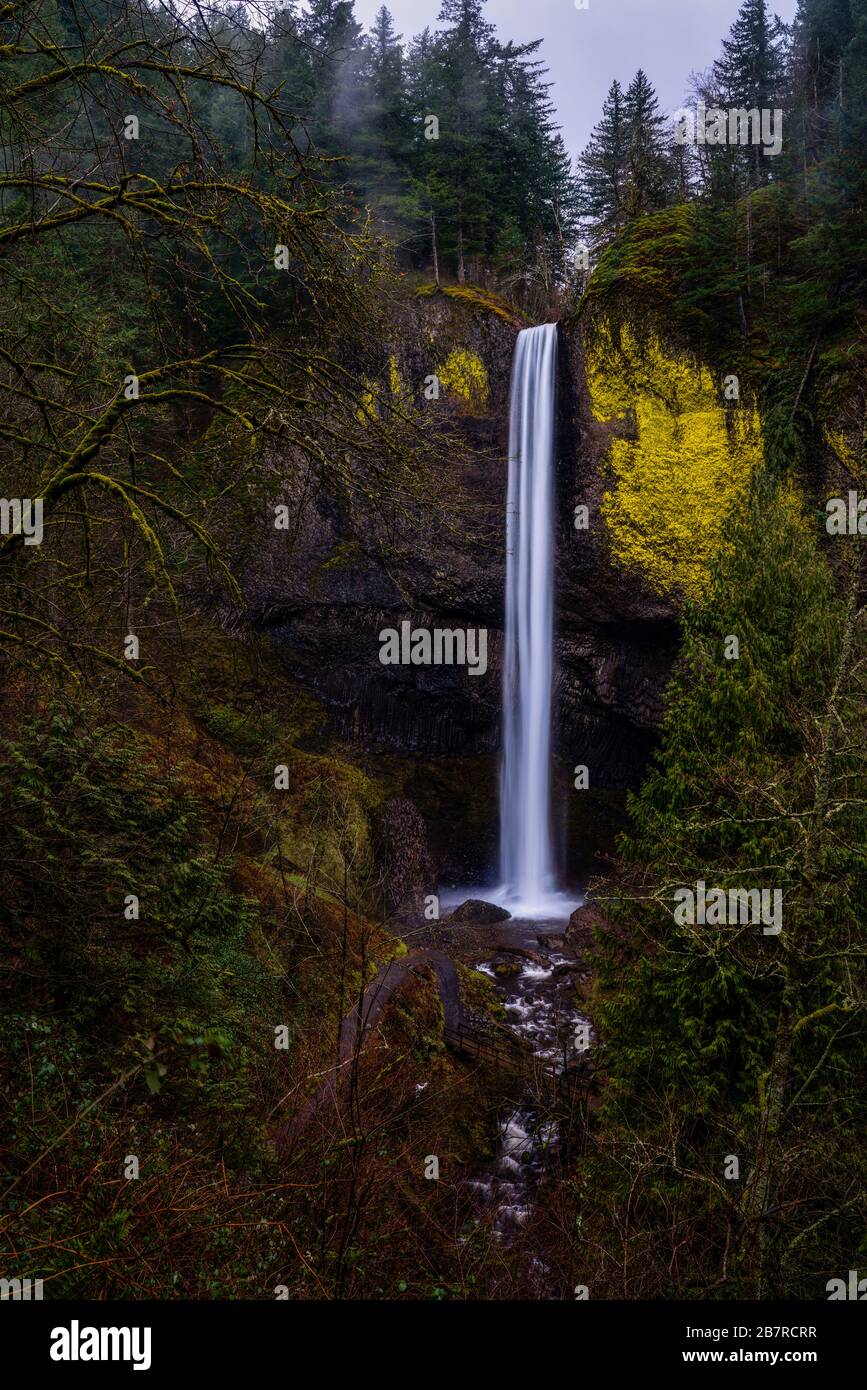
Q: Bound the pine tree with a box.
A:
[423,0,499,282]
[789,0,863,166]
[352,8,419,238]
[685,66,742,207]
[298,0,366,158]
[491,38,579,283]
[367,5,405,110]
[577,79,628,241]
[713,0,788,187]
[622,69,672,219]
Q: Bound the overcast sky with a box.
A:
[351,0,801,160]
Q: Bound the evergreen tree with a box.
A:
[577,79,628,240]
[713,0,788,187]
[492,39,580,279]
[580,71,670,242]
[593,474,867,1296]
[684,66,742,207]
[264,5,310,128]
[352,8,420,238]
[254,0,579,284]
[422,0,499,281]
[367,5,406,112]
[622,69,672,218]
[298,0,366,158]
[404,26,446,272]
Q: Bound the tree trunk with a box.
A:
[430,208,440,288]
[752,981,796,1298]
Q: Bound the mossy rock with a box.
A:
[493,959,522,979]
[414,281,525,327]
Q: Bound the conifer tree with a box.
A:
[713,0,788,187]
[622,69,672,219]
[298,0,366,157]
[353,7,419,238]
[577,79,628,241]
[593,473,867,1297]
[424,0,498,281]
[491,38,579,279]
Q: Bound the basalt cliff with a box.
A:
[234,283,759,883]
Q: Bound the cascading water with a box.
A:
[498,323,559,915]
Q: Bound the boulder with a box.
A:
[448,898,512,925]
[565,903,612,956]
[493,943,545,965]
[540,933,566,950]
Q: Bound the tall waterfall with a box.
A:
[498,323,558,913]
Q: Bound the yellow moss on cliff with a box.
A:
[437,346,489,410]
[823,426,862,475]
[415,281,524,326]
[388,352,409,400]
[356,354,409,424]
[586,325,762,599]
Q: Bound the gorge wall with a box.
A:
[237,286,688,882]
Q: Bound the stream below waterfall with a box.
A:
[466,916,590,1244]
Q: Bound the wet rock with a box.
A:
[493,959,522,978]
[573,973,593,1003]
[565,903,612,957]
[230,295,683,886]
[493,943,546,965]
[448,898,512,925]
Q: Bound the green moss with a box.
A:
[576,203,735,356]
[457,963,506,1022]
[493,960,521,979]
[414,281,525,327]
[198,701,280,756]
[317,539,364,575]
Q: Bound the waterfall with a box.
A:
[498,323,558,914]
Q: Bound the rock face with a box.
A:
[566,903,616,958]
[238,287,681,873]
[243,288,517,762]
[555,324,681,785]
[375,797,436,915]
